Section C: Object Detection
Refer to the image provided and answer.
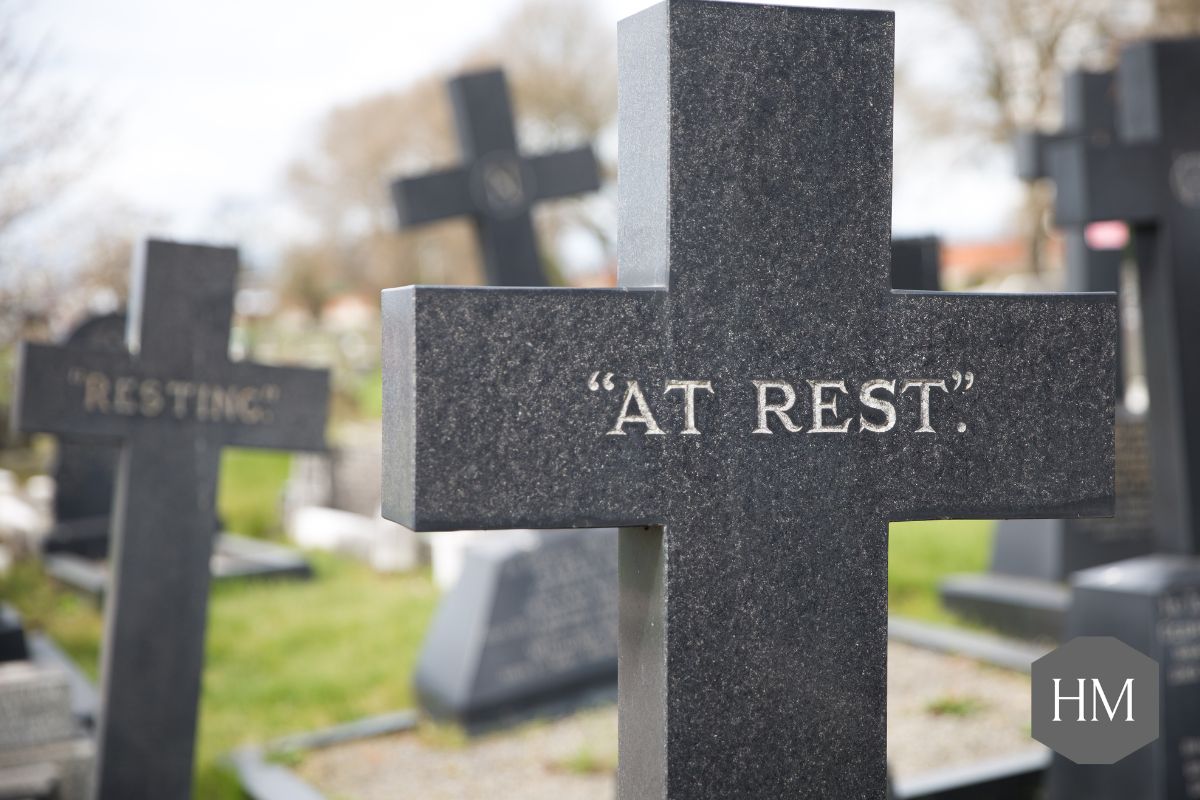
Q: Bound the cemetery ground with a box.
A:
[0,456,995,800]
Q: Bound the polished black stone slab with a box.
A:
[391,68,600,287]
[381,3,1116,797]
[12,240,330,799]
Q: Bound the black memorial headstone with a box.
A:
[941,69,1155,641]
[12,240,330,799]
[415,528,618,728]
[44,313,125,559]
[1042,37,1200,800]
[391,68,601,287]
[382,3,1117,797]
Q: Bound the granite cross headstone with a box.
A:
[382,3,1117,796]
[12,240,330,799]
[391,68,601,287]
[1043,38,1200,800]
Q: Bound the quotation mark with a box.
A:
[588,372,615,392]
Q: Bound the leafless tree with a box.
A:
[0,3,89,256]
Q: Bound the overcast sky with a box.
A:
[21,0,1021,273]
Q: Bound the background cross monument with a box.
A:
[390,68,601,287]
[13,240,330,798]
[383,3,1116,797]
[1047,40,1200,553]
[1044,38,1200,800]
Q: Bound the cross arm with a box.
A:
[391,166,473,228]
[382,286,665,532]
[13,343,134,440]
[11,342,329,450]
[1015,131,1063,182]
[883,291,1117,523]
[217,363,329,452]
[528,147,601,202]
[1047,138,1159,225]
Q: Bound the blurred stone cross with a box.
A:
[390,68,601,286]
[1040,39,1200,800]
[1017,69,1129,387]
[382,2,1117,797]
[13,240,330,799]
[1046,41,1200,555]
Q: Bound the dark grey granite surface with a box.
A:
[382,2,1116,797]
[12,240,330,799]
[415,529,617,728]
[391,68,600,287]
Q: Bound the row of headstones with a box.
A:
[6,52,608,800]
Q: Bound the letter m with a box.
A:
[1091,678,1135,722]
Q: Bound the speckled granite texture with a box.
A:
[382,2,1116,798]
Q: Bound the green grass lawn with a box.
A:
[0,554,439,798]
[0,451,994,798]
[217,448,293,540]
[889,519,994,623]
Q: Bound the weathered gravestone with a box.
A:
[941,69,1155,641]
[890,237,942,292]
[0,661,93,800]
[381,3,1117,796]
[1040,38,1200,800]
[12,240,330,798]
[415,528,618,728]
[391,67,601,287]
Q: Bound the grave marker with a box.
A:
[382,3,1117,796]
[416,528,618,728]
[13,240,330,798]
[391,68,601,287]
[1040,38,1200,800]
